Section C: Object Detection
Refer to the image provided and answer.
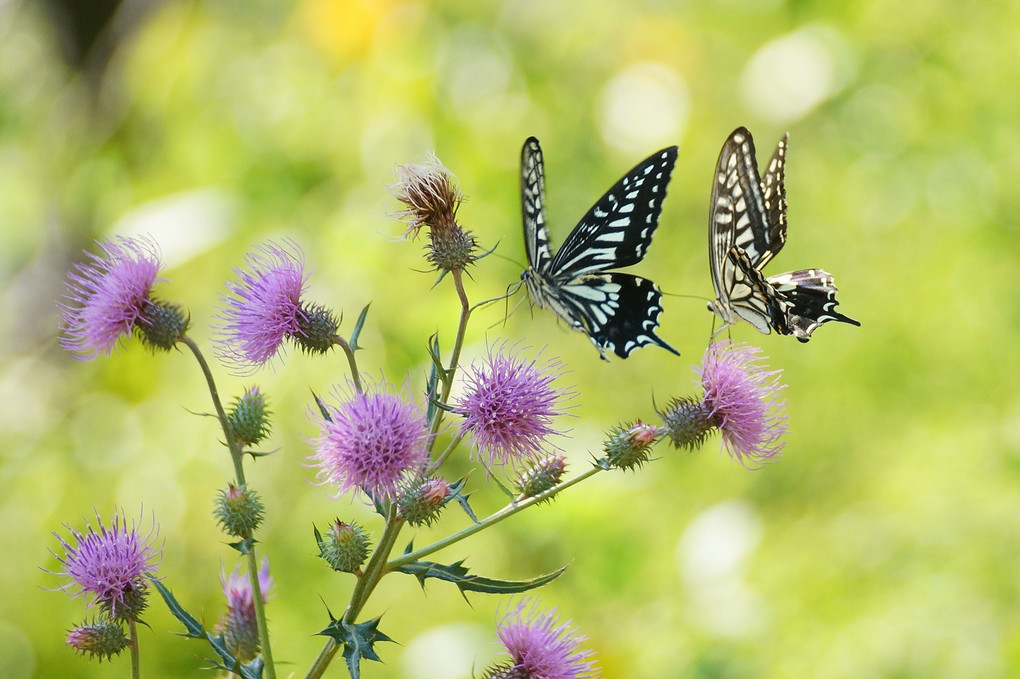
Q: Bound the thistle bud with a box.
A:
[214,484,265,539]
[515,455,567,499]
[316,520,371,574]
[66,618,129,661]
[227,387,271,447]
[397,477,451,527]
[293,303,340,356]
[135,300,189,352]
[657,396,713,451]
[603,421,662,470]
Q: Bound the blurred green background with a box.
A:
[3,0,1019,677]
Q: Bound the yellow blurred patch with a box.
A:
[297,0,393,62]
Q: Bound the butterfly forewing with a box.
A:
[549,147,678,277]
[520,137,553,273]
[520,138,679,359]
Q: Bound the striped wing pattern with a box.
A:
[708,127,859,342]
[520,137,679,359]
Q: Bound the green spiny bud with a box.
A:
[397,477,451,527]
[515,455,567,499]
[294,304,339,355]
[603,420,662,470]
[658,397,712,451]
[227,387,271,447]
[101,581,149,622]
[214,484,265,538]
[316,519,370,574]
[135,300,189,352]
[65,618,129,661]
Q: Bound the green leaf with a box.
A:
[228,537,258,555]
[350,304,371,351]
[317,614,394,679]
[151,579,204,638]
[447,477,478,523]
[393,560,567,596]
[311,390,332,422]
[151,579,263,679]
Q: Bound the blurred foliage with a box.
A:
[2,0,1020,677]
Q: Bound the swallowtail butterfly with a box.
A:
[708,127,860,341]
[520,137,679,359]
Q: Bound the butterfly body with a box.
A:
[708,127,859,341]
[520,137,679,359]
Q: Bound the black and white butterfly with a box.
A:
[708,127,860,341]
[519,137,679,359]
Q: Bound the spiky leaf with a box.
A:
[393,560,566,596]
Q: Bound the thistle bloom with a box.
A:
[391,153,477,272]
[661,341,787,467]
[487,599,599,679]
[215,241,337,373]
[455,345,569,467]
[50,510,161,620]
[311,386,431,502]
[219,557,273,663]
[58,236,168,360]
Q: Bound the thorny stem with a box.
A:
[306,268,473,679]
[335,335,364,394]
[181,336,277,679]
[389,463,605,569]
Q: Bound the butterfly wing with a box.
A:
[767,268,861,341]
[555,273,676,359]
[520,137,554,274]
[519,139,679,359]
[756,133,789,269]
[548,146,678,278]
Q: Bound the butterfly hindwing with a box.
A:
[708,127,859,340]
[520,138,679,359]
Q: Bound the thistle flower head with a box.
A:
[215,241,338,374]
[311,384,431,503]
[58,236,179,360]
[698,340,787,467]
[455,344,570,467]
[391,153,477,272]
[50,509,161,621]
[219,557,272,663]
[485,599,599,679]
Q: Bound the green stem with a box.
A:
[128,619,140,679]
[335,335,364,395]
[181,336,245,484]
[303,506,406,679]
[180,336,276,679]
[429,268,472,440]
[390,463,604,569]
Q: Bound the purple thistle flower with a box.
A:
[216,241,338,373]
[454,345,569,467]
[58,236,165,360]
[311,385,431,503]
[219,557,272,662]
[492,599,599,679]
[699,340,787,467]
[50,509,161,620]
